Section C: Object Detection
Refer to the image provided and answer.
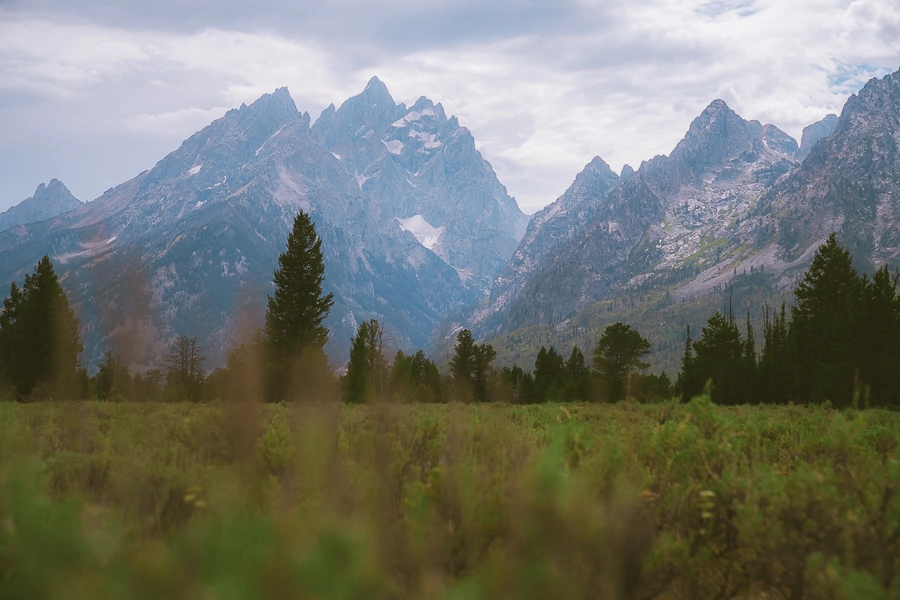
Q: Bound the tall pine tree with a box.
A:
[789,233,863,405]
[264,211,334,400]
[692,312,743,405]
[858,265,900,406]
[0,256,83,399]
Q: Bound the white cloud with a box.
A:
[0,2,898,213]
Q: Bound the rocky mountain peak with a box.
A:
[836,69,900,137]
[0,178,82,232]
[229,87,300,126]
[761,123,800,158]
[799,114,839,158]
[667,99,799,180]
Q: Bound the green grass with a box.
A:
[1,398,899,599]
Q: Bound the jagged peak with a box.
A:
[702,98,731,116]
[621,164,635,178]
[365,76,386,91]
[358,76,395,105]
[409,96,448,122]
[31,178,77,202]
[584,156,616,176]
[247,87,298,113]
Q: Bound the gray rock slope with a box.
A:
[464,156,620,337]
[312,77,528,295]
[798,114,839,159]
[470,67,900,370]
[0,83,525,371]
[0,179,81,232]
[495,98,801,334]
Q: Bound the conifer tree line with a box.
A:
[677,233,900,407]
[2,217,895,408]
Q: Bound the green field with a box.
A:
[1,398,899,599]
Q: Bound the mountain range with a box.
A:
[448,68,898,371]
[1,68,898,375]
[0,78,525,370]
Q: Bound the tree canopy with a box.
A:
[592,322,651,401]
[0,255,83,399]
[263,211,334,400]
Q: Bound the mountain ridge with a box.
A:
[0,81,525,372]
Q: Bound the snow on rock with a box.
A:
[255,124,286,156]
[332,152,342,160]
[391,111,422,128]
[409,130,442,149]
[382,139,404,155]
[188,165,202,175]
[397,214,444,251]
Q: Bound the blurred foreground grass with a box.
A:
[1,398,899,599]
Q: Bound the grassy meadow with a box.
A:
[1,398,899,599]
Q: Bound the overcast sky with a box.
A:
[1,0,898,215]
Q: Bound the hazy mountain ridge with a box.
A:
[0,179,82,233]
[0,83,516,370]
[312,77,528,294]
[470,68,900,374]
[460,156,620,339]
[497,98,802,334]
[3,68,899,376]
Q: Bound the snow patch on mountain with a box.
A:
[255,125,286,156]
[188,165,202,175]
[382,139,404,155]
[397,214,443,250]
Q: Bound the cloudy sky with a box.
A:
[0,0,898,214]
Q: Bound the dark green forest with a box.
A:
[2,222,898,411]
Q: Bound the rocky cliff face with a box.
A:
[0,84,523,371]
[467,68,900,375]
[798,114,839,159]
[757,69,900,272]
[496,99,801,333]
[0,179,81,232]
[465,156,619,337]
[312,77,528,295]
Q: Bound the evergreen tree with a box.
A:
[789,233,863,405]
[735,311,758,404]
[564,346,590,402]
[449,329,495,401]
[264,211,334,400]
[0,283,24,397]
[450,329,477,391]
[533,346,566,402]
[858,265,900,406]
[0,256,83,399]
[472,343,497,402]
[592,322,651,402]
[759,303,791,404]
[675,325,704,402]
[500,364,534,404]
[345,319,387,404]
[692,312,743,405]
[388,349,443,403]
[676,325,702,402]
